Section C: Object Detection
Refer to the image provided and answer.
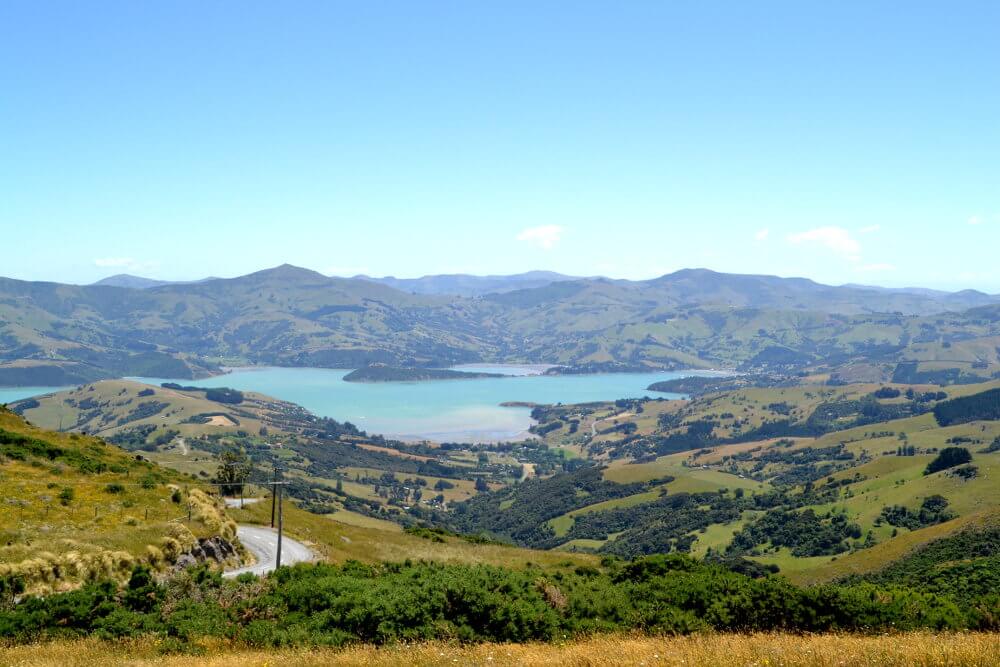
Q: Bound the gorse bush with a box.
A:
[0,554,992,647]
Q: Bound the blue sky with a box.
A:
[2,2,998,290]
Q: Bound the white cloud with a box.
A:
[859,224,881,234]
[94,257,136,268]
[93,257,157,272]
[854,262,896,273]
[786,226,861,261]
[754,228,770,241]
[968,214,984,225]
[516,225,564,249]
[325,266,370,277]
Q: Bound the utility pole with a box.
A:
[276,479,283,569]
[270,464,278,528]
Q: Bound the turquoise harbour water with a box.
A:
[129,366,710,442]
[0,386,73,406]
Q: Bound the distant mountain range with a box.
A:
[0,264,996,386]
[354,271,583,297]
[91,269,1000,308]
[93,270,582,297]
[91,274,220,289]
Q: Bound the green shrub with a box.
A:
[0,557,994,647]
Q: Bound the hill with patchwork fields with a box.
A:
[444,380,1000,583]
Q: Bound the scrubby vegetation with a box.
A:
[557,492,743,557]
[860,526,1000,609]
[1,553,994,648]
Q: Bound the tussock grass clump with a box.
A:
[186,488,238,541]
[0,411,242,593]
[0,549,136,594]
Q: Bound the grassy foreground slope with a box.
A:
[0,406,236,593]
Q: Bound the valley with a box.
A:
[7,363,1000,588]
[3,267,1000,665]
[4,275,1000,663]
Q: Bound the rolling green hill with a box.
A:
[3,265,1000,386]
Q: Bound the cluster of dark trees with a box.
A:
[115,401,169,426]
[933,388,1000,426]
[858,526,1000,609]
[879,495,954,531]
[108,425,178,452]
[160,383,244,405]
[450,466,666,545]
[729,509,863,557]
[585,493,744,558]
[892,362,988,385]
[924,447,973,475]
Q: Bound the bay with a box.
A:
[133,366,711,443]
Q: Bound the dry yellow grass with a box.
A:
[2,633,1000,666]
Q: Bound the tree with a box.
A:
[474,477,489,492]
[924,447,972,475]
[213,448,253,496]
